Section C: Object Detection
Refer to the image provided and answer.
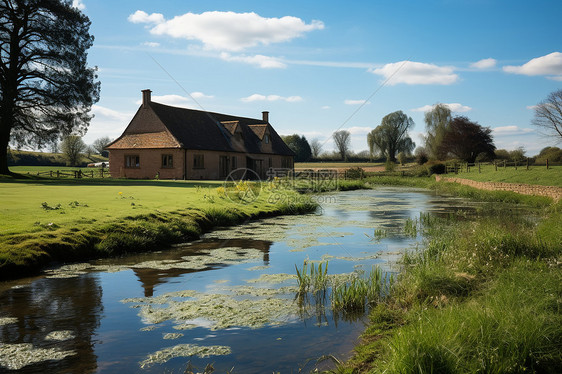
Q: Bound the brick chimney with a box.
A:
[142,89,152,108]
[262,111,269,123]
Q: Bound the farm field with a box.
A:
[445,164,562,187]
[295,161,385,172]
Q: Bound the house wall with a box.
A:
[109,148,185,179]
[186,150,292,180]
[109,148,293,180]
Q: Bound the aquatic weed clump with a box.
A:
[331,266,393,313]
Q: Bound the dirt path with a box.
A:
[435,175,562,201]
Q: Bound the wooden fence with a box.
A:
[445,159,557,174]
[30,168,110,179]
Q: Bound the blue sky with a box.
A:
[78,0,562,156]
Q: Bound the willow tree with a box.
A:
[367,110,415,162]
[0,0,100,174]
[424,103,452,159]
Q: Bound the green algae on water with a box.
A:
[139,344,231,368]
[0,343,76,370]
[45,330,75,341]
[0,317,17,326]
[163,333,183,340]
[246,273,296,284]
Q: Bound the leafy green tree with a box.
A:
[397,151,406,166]
[494,149,510,160]
[281,134,312,162]
[424,104,452,159]
[0,0,100,174]
[437,116,495,162]
[332,130,351,161]
[367,110,415,162]
[509,147,526,162]
[61,135,86,166]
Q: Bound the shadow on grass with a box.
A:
[0,173,223,188]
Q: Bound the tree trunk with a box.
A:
[0,134,12,175]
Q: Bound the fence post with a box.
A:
[504,160,506,169]
[478,162,481,173]
[495,161,497,171]
[526,158,529,170]
[57,170,60,178]
[515,160,517,170]
[546,159,549,169]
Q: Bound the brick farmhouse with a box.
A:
[106,90,294,180]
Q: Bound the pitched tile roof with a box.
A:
[106,131,180,149]
[109,101,294,156]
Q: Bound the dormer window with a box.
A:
[264,134,270,144]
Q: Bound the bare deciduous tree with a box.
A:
[61,135,86,166]
[332,130,351,161]
[532,89,562,142]
[310,138,323,158]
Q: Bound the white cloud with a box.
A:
[190,92,214,99]
[492,126,534,135]
[526,105,538,110]
[72,0,85,10]
[411,103,472,113]
[91,105,131,122]
[370,61,458,85]
[470,58,496,69]
[321,106,331,110]
[219,53,286,69]
[142,42,160,48]
[134,94,209,108]
[128,10,165,24]
[344,126,372,135]
[128,10,324,52]
[344,99,369,105]
[503,52,562,80]
[241,94,303,103]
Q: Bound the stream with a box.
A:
[0,187,478,373]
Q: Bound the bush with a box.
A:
[345,167,365,179]
[385,160,396,171]
[427,163,446,175]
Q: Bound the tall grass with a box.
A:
[346,201,562,373]
[376,261,562,373]
[331,266,393,313]
[295,260,329,295]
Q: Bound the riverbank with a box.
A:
[334,179,562,373]
[0,177,317,280]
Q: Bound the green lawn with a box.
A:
[0,177,316,278]
[446,163,562,187]
[0,178,225,235]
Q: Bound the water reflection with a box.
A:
[132,238,272,297]
[0,275,102,373]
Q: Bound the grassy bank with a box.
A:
[341,196,562,373]
[0,177,316,280]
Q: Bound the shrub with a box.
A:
[384,160,396,171]
[345,167,365,179]
[427,163,446,175]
